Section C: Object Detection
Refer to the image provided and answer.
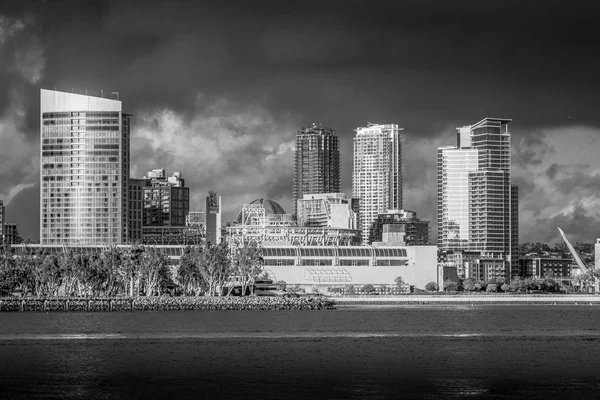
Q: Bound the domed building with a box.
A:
[236,198,287,224]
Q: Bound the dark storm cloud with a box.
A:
[2,0,600,241]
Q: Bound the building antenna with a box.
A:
[111,92,119,101]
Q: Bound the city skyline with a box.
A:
[2,1,600,244]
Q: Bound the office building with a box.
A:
[296,193,357,229]
[186,211,205,227]
[370,209,430,245]
[128,178,144,243]
[141,169,189,227]
[353,123,403,244]
[4,223,20,245]
[40,89,130,245]
[205,191,222,245]
[519,257,575,279]
[293,123,340,218]
[437,118,519,279]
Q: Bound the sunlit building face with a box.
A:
[40,89,130,245]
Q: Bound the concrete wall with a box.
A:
[265,245,437,289]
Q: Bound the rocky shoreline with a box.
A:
[331,294,600,306]
[0,296,336,312]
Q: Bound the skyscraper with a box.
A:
[141,169,189,227]
[352,123,403,244]
[437,118,519,279]
[293,123,340,218]
[40,89,130,245]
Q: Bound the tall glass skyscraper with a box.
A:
[437,118,519,279]
[293,123,340,219]
[40,89,130,245]
[353,123,403,244]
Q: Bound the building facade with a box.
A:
[128,178,145,243]
[4,223,20,245]
[205,191,222,245]
[437,118,519,279]
[40,89,130,245]
[519,257,575,279]
[293,123,340,218]
[141,169,189,227]
[370,209,430,245]
[296,193,357,230]
[353,123,403,244]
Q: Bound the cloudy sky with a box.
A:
[1,0,600,244]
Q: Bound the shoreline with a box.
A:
[329,294,600,305]
[0,296,335,312]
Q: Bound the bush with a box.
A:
[425,282,438,292]
[486,283,498,293]
[362,284,375,294]
[443,280,459,291]
[501,283,511,292]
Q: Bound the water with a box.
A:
[1,305,600,399]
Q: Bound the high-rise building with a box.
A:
[437,118,519,279]
[205,191,222,245]
[128,178,145,243]
[370,209,430,246]
[40,89,130,245]
[4,223,20,245]
[186,211,205,227]
[352,123,403,244]
[296,193,357,230]
[293,123,340,218]
[141,169,189,227]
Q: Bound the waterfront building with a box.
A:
[205,191,222,245]
[293,123,340,219]
[141,225,204,246]
[4,223,21,245]
[296,193,357,229]
[353,123,403,244]
[186,211,205,227]
[228,199,360,246]
[437,118,519,279]
[40,89,131,245]
[141,169,189,227]
[128,178,144,243]
[11,243,437,289]
[370,209,429,245]
[519,257,576,279]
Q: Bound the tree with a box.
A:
[344,284,355,294]
[198,243,232,296]
[462,278,475,291]
[500,283,511,293]
[276,280,287,291]
[140,247,170,296]
[122,245,145,297]
[231,242,263,296]
[486,283,498,292]
[362,284,375,294]
[37,255,63,296]
[425,281,438,292]
[394,276,405,290]
[177,246,205,295]
[443,280,458,291]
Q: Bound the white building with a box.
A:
[40,89,130,245]
[353,123,403,244]
[296,193,357,229]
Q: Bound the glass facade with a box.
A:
[40,89,129,245]
[437,118,519,279]
[353,124,403,244]
[293,124,340,218]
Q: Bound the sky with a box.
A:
[1,0,600,244]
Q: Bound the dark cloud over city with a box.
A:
[2,0,600,243]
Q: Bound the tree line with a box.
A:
[0,242,264,298]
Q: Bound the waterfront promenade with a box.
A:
[331,294,600,305]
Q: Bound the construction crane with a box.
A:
[557,227,590,273]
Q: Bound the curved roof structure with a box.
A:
[236,198,287,223]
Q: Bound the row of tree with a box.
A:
[440,276,569,293]
[0,242,264,297]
